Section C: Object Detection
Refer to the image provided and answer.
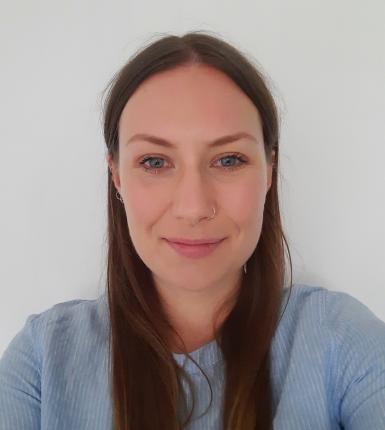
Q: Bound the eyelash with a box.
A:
[138,153,247,174]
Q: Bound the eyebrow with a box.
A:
[126,131,258,148]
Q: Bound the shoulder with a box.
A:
[278,283,331,330]
[0,293,110,428]
[290,285,385,426]
[275,284,385,425]
[281,283,385,332]
[7,292,109,363]
[277,283,385,361]
[283,282,385,381]
[29,292,107,327]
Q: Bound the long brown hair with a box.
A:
[102,30,293,430]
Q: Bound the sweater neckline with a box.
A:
[172,338,222,374]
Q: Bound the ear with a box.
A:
[106,153,121,192]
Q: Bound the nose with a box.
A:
[171,169,216,225]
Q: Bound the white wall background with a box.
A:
[1,0,384,354]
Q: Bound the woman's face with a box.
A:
[108,64,274,293]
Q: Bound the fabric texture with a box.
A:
[1,283,385,429]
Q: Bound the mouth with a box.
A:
[163,237,226,259]
[164,237,225,245]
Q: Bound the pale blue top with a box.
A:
[1,283,385,429]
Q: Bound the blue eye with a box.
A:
[139,153,247,174]
[140,157,165,170]
[218,154,247,169]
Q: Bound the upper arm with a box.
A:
[0,314,41,429]
[327,291,385,429]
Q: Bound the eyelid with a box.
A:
[138,152,246,164]
[138,152,248,174]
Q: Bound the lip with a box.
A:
[163,238,226,259]
[164,237,225,245]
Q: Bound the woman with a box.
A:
[1,31,384,430]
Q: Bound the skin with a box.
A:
[107,64,274,353]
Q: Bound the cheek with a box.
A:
[121,181,161,262]
[222,178,266,225]
[121,176,166,229]
[123,189,149,226]
[221,178,267,258]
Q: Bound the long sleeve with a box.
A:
[326,291,385,429]
[0,314,41,429]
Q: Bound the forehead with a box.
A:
[118,65,263,143]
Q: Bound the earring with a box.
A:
[243,262,247,274]
[116,190,124,203]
